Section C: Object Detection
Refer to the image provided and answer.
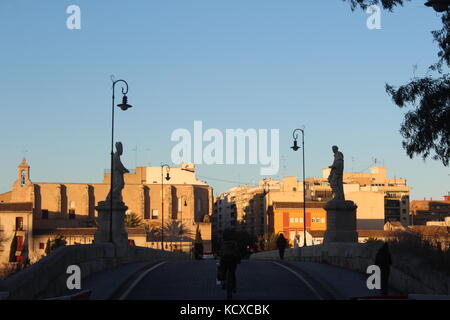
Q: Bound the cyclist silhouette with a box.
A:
[218,230,241,292]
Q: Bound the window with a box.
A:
[151,209,159,219]
[15,217,24,231]
[21,170,27,187]
[42,210,49,220]
[197,199,202,213]
[69,209,76,219]
[39,243,45,250]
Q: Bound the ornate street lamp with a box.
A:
[109,76,133,242]
[291,128,307,247]
[161,164,171,250]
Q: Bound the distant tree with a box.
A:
[342,0,410,11]
[194,224,203,244]
[146,221,194,243]
[44,235,67,256]
[0,231,8,252]
[193,224,204,259]
[342,0,450,166]
[124,212,145,228]
[164,220,194,242]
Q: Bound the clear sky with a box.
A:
[0,0,448,199]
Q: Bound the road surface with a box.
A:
[122,260,325,300]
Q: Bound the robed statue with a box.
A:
[328,145,345,201]
[106,142,129,203]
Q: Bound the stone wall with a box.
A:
[250,243,450,295]
[0,244,186,300]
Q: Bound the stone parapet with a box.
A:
[250,243,450,295]
[0,244,187,300]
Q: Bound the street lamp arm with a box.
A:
[292,128,304,141]
[112,78,129,95]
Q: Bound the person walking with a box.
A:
[375,242,392,296]
[218,230,241,293]
[276,233,287,260]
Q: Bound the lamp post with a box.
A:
[291,128,307,247]
[109,76,133,242]
[262,179,270,250]
[160,164,171,251]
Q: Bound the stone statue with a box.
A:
[106,142,129,203]
[328,145,345,201]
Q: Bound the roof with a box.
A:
[308,230,390,238]
[357,230,391,238]
[33,227,147,236]
[409,225,450,237]
[384,221,406,230]
[0,202,33,212]
[273,202,326,209]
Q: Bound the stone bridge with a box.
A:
[1,242,449,300]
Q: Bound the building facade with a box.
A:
[212,166,408,246]
[410,195,450,225]
[0,159,213,264]
[308,166,410,227]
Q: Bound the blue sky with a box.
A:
[0,0,448,199]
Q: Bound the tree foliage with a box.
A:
[44,235,67,256]
[343,0,450,166]
[147,220,194,242]
[343,0,410,11]
[124,212,145,228]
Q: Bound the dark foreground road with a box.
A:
[123,260,322,300]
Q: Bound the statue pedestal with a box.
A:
[323,200,358,243]
[94,200,129,256]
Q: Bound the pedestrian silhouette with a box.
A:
[218,230,241,293]
[276,233,287,260]
[374,242,392,296]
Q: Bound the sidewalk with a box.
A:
[60,260,161,300]
[283,261,400,299]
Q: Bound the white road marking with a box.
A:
[119,261,167,300]
[272,261,324,300]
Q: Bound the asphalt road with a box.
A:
[123,260,323,300]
